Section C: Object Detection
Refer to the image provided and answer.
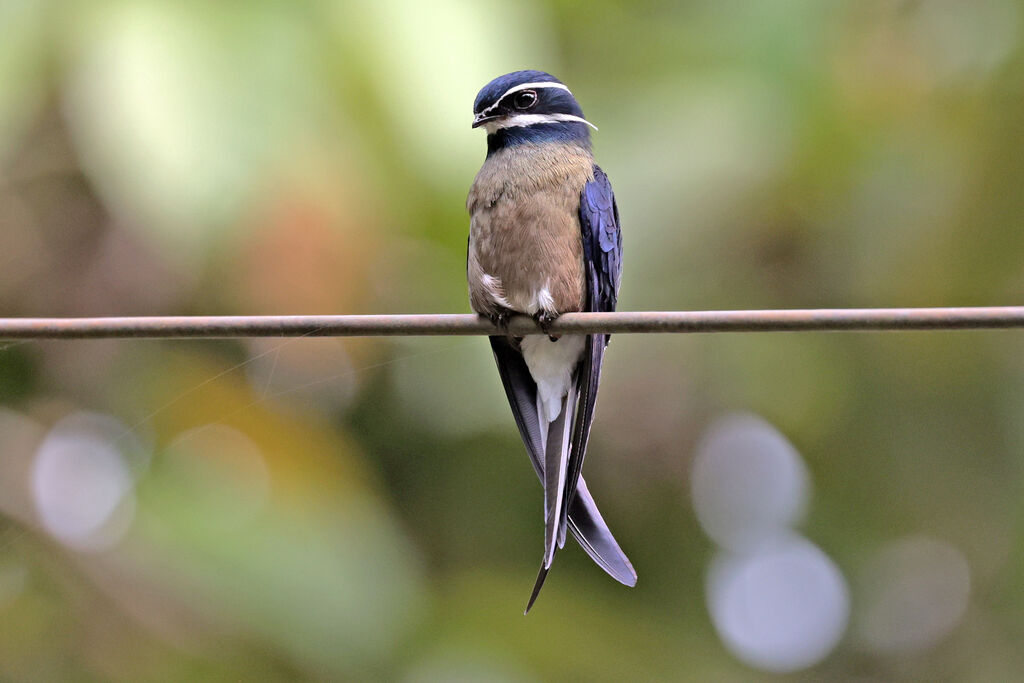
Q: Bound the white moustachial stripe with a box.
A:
[483,112,597,133]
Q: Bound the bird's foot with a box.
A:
[534,310,560,342]
[486,308,512,336]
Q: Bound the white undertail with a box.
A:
[521,334,585,422]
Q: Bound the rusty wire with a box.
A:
[0,307,1021,340]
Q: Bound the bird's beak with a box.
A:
[472,112,498,128]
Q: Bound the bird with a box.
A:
[466,70,635,612]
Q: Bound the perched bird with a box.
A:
[466,70,635,612]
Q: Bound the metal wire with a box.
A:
[0,307,1021,339]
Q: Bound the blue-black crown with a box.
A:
[473,70,591,155]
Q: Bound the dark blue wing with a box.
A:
[581,166,623,319]
[558,166,624,544]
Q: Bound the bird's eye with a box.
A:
[513,90,538,110]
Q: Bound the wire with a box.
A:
[0,307,1021,339]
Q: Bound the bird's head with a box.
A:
[472,71,596,152]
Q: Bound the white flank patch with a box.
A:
[521,334,586,422]
[533,283,555,314]
[480,273,512,309]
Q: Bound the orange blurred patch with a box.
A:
[235,184,377,316]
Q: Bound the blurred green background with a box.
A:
[1,0,1023,680]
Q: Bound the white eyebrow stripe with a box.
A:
[500,81,572,99]
[479,82,573,116]
[484,112,598,131]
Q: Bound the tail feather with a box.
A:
[541,379,575,568]
[567,477,637,586]
[560,334,605,545]
[488,336,636,610]
[524,563,549,614]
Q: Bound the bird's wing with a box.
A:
[582,166,624,317]
[557,165,623,540]
[489,336,636,613]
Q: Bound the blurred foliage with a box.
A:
[1,0,1024,680]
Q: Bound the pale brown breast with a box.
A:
[467,143,595,317]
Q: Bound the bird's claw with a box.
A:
[487,308,512,335]
[534,311,560,341]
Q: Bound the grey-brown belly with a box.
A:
[466,144,594,316]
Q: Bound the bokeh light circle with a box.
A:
[692,413,810,551]
[707,534,850,673]
[31,413,136,551]
[856,536,971,654]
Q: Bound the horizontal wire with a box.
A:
[0,307,1021,339]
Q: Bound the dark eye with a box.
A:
[513,90,538,110]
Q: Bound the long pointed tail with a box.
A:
[524,563,550,614]
[488,337,635,611]
[525,476,636,613]
[541,381,576,569]
[567,477,636,586]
